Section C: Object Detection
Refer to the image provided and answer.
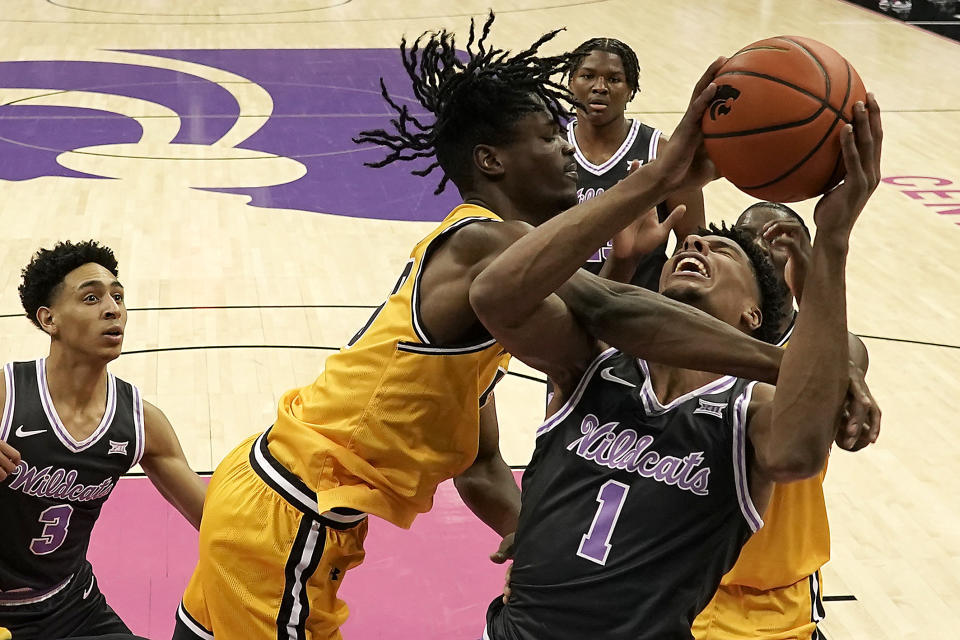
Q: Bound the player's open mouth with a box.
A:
[103,327,123,343]
[673,256,710,278]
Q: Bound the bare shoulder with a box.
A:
[439,218,531,268]
[141,399,173,431]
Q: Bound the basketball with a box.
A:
[701,36,867,202]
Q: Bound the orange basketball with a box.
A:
[701,36,867,202]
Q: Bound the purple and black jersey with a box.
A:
[486,349,763,640]
[0,359,144,595]
[567,119,670,292]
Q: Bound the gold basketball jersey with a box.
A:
[719,330,830,589]
[719,465,829,589]
[266,204,509,528]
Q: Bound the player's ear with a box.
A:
[742,305,762,334]
[37,307,57,337]
[474,144,505,179]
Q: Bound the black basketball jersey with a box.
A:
[0,359,144,592]
[567,119,671,291]
[488,349,763,640]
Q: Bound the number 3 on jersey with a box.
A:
[30,504,74,555]
[346,259,414,348]
[577,480,629,565]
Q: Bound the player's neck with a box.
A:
[646,362,724,406]
[462,194,552,227]
[43,347,110,412]
[573,116,632,162]
[777,299,797,338]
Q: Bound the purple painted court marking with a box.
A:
[0,60,238,144]
[129,49,461,221]
[0,105,141,180]
[89,473,518,639]
[0,50,459,221]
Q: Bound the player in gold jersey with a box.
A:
[174,16,794,640]
[691,202,875,640]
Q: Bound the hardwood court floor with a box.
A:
[0,1,959,638]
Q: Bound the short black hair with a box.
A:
[701,223,789,344]
[738,201,811,240]
[353,11,577,195]
[567,37,641,100]
[19,240,119,330]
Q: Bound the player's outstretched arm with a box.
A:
[557,271,783,384]
[139,401,207,530]
[454,396,521,539]
[748,94,883,483]
[472,59,725,320]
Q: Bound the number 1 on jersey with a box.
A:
[577,480,629,565]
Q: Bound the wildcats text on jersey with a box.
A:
[6,463,114,502]
[566,413,711,495]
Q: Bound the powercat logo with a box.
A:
[709,85,741,120]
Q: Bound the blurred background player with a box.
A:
[691,201,873,640]
[565,37,705,289]
[174,16,790,640]
[472,87,883,640]
[0,241,205,639]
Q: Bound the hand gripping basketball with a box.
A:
[812,93,883,237]
[651,57,726,194]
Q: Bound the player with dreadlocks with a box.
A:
[174,13,795,640]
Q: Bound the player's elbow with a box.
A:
[469,274,520,330]
[755,443,827,483]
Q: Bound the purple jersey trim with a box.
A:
[648,128,662,161]
[1,362,15,441]
[130,385,145,469]
[733,381,764,533]
[37,358,117,453]
[568,119,641,176]
[635,359,737,415]
[536,348,618,438]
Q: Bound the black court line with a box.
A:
[4,304,958,353]
[857,334,960,351]
[118,343,549,383]
[0,304,378,319]
[824,594,858,602]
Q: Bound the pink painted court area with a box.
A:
[88,474,519,639]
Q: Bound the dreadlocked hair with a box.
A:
[700,222,790,345]
[567,37,641,99]
[352,11,578,195]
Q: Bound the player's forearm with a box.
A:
[560,273,783,384]
[144,459,206,530]
[667,187,705,240]
[762,236,850,478]
[597,254,641,283]
[454,457,520,538]
[471,166,672,322]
